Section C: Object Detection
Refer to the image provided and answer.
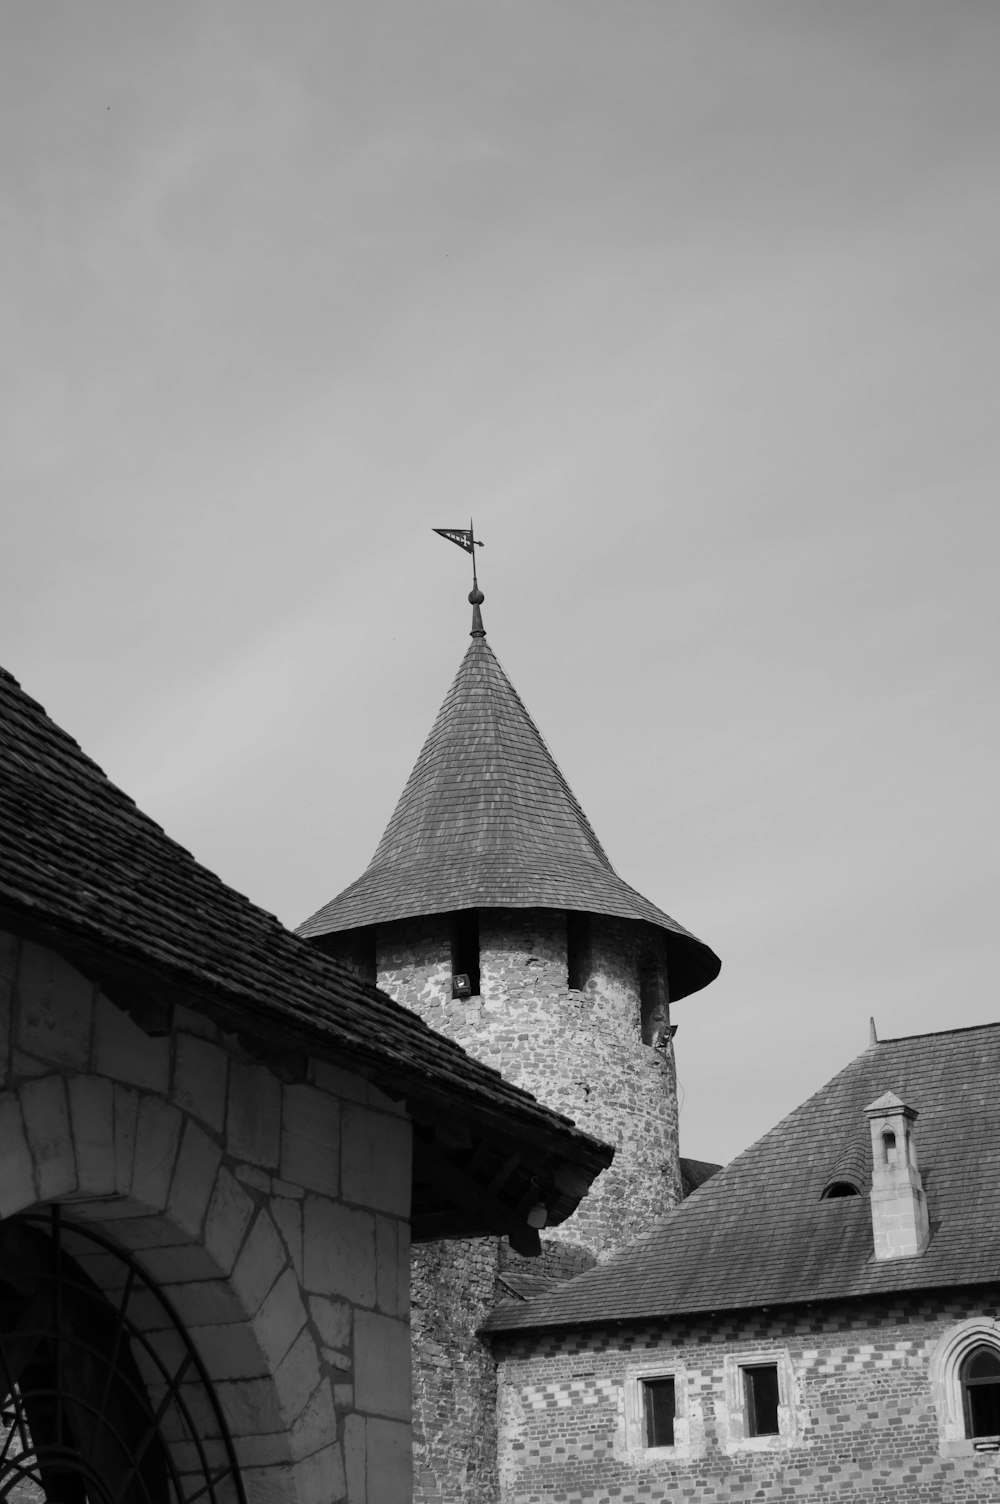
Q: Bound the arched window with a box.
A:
[962,1345,1000,1438]
[820,1181,861,1199]
[0,1209,245,1504]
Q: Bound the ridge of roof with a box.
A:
[0,662,613,1183]
[298,636,720,1000]
[486,1021,1000,1332]
[879,1020,1000,1042]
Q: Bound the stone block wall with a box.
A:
[0,929,413,1504]
[494,1288,1000,1502]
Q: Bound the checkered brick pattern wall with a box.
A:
[494,1290,1000,1502]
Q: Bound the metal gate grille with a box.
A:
[0,1210,246,1504]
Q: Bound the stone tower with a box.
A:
[298,590,720,1501]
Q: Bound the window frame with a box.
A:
[961,1345,1000,1439]
[722,1351,799,1452]
[620,1360,694,1462]
[641,1374,677,1448]
[929,1318,1000,1455]
[742,1362,781,1437]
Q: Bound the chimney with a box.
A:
[864,1091,930,1261]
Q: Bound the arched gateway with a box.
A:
[0,1210,243,1504]
[0,664,609,1504]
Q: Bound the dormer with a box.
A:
[864,1090,930,1261]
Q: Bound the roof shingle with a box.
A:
[298,636,720,1000]
[487,1023,1000,1331]
[0,663,611,1188]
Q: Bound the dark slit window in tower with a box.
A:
[962,1346,1000,1437]
[639,957,670,1046]
[743,1364,780,1436]
[451,910,480,998]
[641,1376,675,1448]
[566,912,591,991]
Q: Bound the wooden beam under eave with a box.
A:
[412,1135,542,1255]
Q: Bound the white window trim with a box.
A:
[930,1316,1000,1456]
[617,1360,698,1464]
[721,1350,800,1453]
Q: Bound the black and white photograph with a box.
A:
[2,5,999,1501]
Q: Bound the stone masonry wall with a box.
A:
[377,908,682,1259]
[0,929,413,1504]
[494,1288,1000,1503]
[375,907,683,1504]
[411,1238,502,1504]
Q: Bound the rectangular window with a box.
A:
[743,1364,780,1437]
[642,1376,675,1448]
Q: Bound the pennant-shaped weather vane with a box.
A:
[434,521,486,635]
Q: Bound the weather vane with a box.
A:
[433,521,486,637]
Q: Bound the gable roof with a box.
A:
[298,635,720,1001]
[487,1022,1000,1330]
[0,664,612,1242]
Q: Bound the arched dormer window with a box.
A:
[820,1181,861,1199]
[962,1346,1000,1438]
[820,1137,868,1202]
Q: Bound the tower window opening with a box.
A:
[566,912,592,991]
[882,1130,897,1165]
[451,910,480,998]
[639,956,670,1047]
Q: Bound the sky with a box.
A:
[3,1,999,1166]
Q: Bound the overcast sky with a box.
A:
[3,1,999,1166]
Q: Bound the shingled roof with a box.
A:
[0,664,613,1244]
[487,1022,1000,1330]
[298,633,720,1001]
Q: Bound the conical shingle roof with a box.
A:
[298,635,720,1000]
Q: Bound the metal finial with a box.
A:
[869,1016,879,1047]
[469,583,485,638]
[432,518,486,636]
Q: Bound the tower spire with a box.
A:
[432,520,485,636]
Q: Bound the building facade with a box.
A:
[299,594,721,1500]
[0,662,611,1504]
[488,1022,1000,1502]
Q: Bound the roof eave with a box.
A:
[0,896,613,1249]
[299,899,720,1001]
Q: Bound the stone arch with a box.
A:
[0,1073,328,1504]
[929,1316,1000,1446]
[0,1208,245,1504]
